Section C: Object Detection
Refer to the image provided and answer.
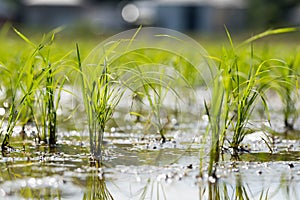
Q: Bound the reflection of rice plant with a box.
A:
[138,178,166,200]
[83,168,113,200]
[199,174,270,199]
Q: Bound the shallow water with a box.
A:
[1,120,300,200]
[0,87,300,200]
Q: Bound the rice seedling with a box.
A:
[125,64,186,143]
[203,71,224,179]
[18,28,71,146]
[114,27,213,143]
[76,43,123,161]
[0,82,20,150]
[270,53,300,131]
[227,28,297,150]
[0,48,32,149]
[204,27,297,177]
[0,27,71,148]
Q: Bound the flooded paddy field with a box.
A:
[1,93,300,200]
[0,26,299,200]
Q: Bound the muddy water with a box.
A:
[0,122,300,200]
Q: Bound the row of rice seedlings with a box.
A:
[205,27,298,178]
[0,26,298,170]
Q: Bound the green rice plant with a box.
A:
[0,80,21,150]
[15,28,69,145]
[224,28,297,149]
[270,53,300,131]
[0,47,33,149]
[0,27,70,148]
[204,27,297,177]
[203,71,224,178]
[76,44,123,161]
[246,42,300,132]
[125,64,185,143]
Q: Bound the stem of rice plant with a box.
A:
[205,75,224,178]
[46,67,57,145]
[282,60,298,131]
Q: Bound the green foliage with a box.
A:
[270,53,300,130]
[205,27,298,177]
[0,27,71,148]
[0,26,300,190]
[76,43,123,161]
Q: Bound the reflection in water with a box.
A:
[82,160,113,200]
[198,162,300,200]
[138,178,167,200]
[1,140,300,199]
[83,173,113,200]
[0,156,300,199]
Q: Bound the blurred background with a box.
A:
[0,0,300,35]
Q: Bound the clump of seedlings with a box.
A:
[76,27,206,162]
[76,43,123,162]
[204,27,298,178]
[126,65,185,143]
[272,54,300,131]
[0,27,70,150]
